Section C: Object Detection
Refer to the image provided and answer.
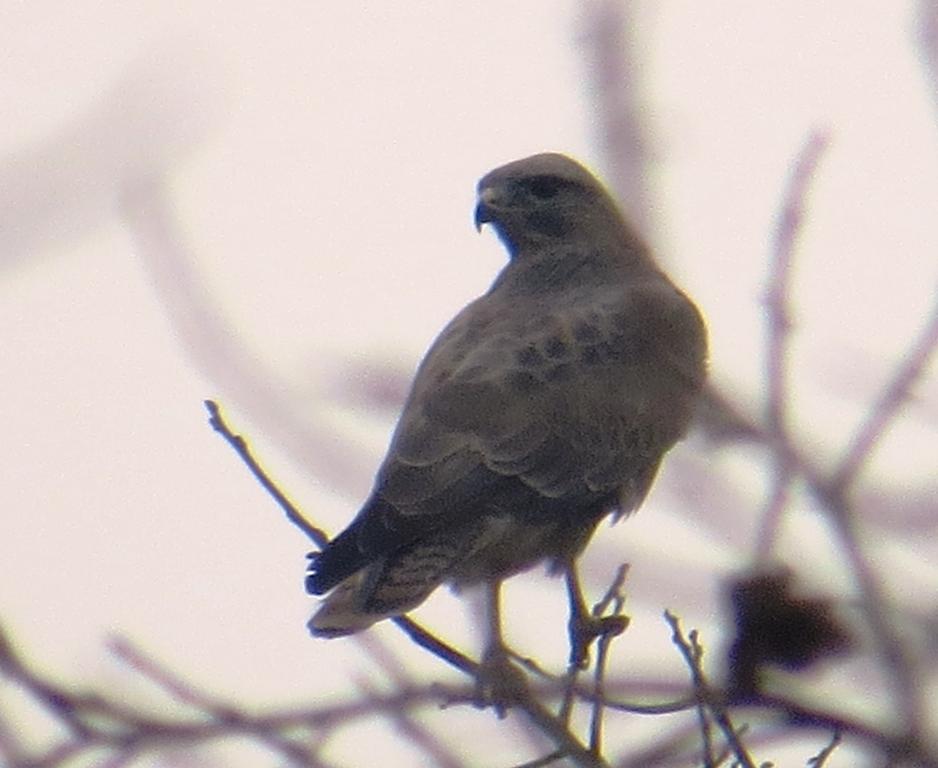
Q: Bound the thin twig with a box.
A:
[0,624,94,740]
[205,399,329,548]
[599,694,697,716]
[588,625,616,756]
[712,725,751,768]
[756,130,830,560]
[689,631,715,768]
[108,635,236,714]
[588,565,630,755]
[664,612,758,768]
[391,617,479,677]
[355,666,467,768]
[815,298,938,745]
[807,731,842,767]
[108,636,321,767]
[749,692,935,767]
[592,564,630,617]
[509,652,565,682]
[521,698,612,768]
[509,750,566,768]
[829,296,938,494]
[359,631,470,768]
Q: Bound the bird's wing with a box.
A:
[375,277,703,515]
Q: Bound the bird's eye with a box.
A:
[527,175,563,200]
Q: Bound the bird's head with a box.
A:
[474,153,623,258]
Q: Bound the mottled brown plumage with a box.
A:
[306,153,707,637]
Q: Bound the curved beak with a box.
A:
[474,185,499,231]
[474,200,491,232]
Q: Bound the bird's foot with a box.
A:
[474,644,528,718]
[568,612,628,669]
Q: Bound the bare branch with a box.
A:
[830,296,938,494]
[756,130,831,560]
[807,299,938,746]
[578,0,653,233]
[204,399,329,548]
[108,635,236,714]
[588,566,629,755]
[664,612,758,768]
[509,750,566,768]
[807,731,842,768]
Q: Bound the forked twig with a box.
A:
[664,612,757,768]
[815,298,938,743]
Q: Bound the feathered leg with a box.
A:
[475,580,526,716]
[564,563,628,668]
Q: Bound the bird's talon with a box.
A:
[599,614,628,638]
[475,649,528,717]
[569,614,629,668]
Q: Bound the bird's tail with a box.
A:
[307,568,400,637]
[308,536,467,637]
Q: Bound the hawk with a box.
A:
[306,153,707,657]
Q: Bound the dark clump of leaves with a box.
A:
[725,568,853,698]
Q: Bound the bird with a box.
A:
[306,153,707,665]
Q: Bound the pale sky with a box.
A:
[1,3,936,766]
